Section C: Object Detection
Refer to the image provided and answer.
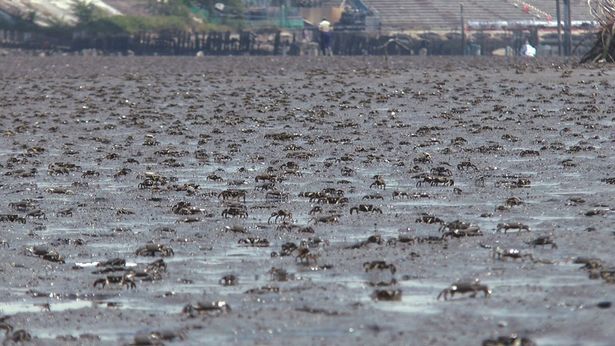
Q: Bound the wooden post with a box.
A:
[556,0,562,56]
[460,3,466,56]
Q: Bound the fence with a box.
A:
[0,28,593,56]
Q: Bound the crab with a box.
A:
[309,214,340,224]
[362,193,384,200]
[430,166,453,176]
[526,235,558,249]
[222,204,248,218]
[0,214,26,224]
[45,187,74,194]
[206,173,224,182]
[317,196,348,205]
[0,317,12,335]
[26,209,46,219]
[416,175,451,187]
[223,225,248,234]
[439,220,472,232]
[219,274,238,286]
[9,199,37,212]
[3,329,31,343]
[113,168,132,178]
[308,206,322,215]
[346,234,384,249]
[414,152,432,164]
[93,273,136,289]
[269,267,295,281]
[415,213,444,224]
[171,201,202,215]
[56,208,73,217]
[369,175,386,189]
[238,237,270,247]
[363,261,396,274]
[482,335,537,346]
[81,170,100,178]
[278,242,299,257]
[135,243,174,257]
[218,189,247,202]
[268,210,293,224]
[295,246,318,265]
[505,196,524,206]
[392,191,410,199]
[496,222,531,233]
[371,289,402,301]
[430,176,454,186]
[265,190,289,202]
[182,301,230,318]
[255,182,276,191]
[492,247,533,261]
[131,330,186,345]
[25,245,65,263]
[255,173,277,183]
[350,204,383,215]
[442,226,483,238]
[437,279,491,300]
[585,209,609,217]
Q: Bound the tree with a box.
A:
[72,0,96,25]
[582,0,615,62]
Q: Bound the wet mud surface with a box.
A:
[0,56,614,345]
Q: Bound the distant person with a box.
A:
[520,40,536,57]
[318,17,332,56]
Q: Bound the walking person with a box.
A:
[318,17,332,56]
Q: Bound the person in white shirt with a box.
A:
[520,39,536,57]
[318,18,332,56]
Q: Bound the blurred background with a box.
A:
[0,1,602,57]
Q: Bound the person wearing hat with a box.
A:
[318,17,332,56]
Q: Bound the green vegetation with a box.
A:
[1,0,294,34]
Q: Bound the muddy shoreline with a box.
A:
[0,56,614,345]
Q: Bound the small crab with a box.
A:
[0,214,26,224]
[295,246,318,265]
[135,243,174,257]
[308,206,322,215]
[441,226,482,238]
[25,245,65,263]
[415,212,444,224]
[362,193,384,200]
[492,247,533,261]
[309,215,340,224]
[363,261,396,274]
[482,335,537,346]
[457,161,478,171]
[182,301,230,318]
[496,222,531,233]
[350,204,382,215]
[369,175,386,189]
[526,234,558,249]
[268,210,293,224]
[93,273,136,289]
[26,209,46,219]
[4,329,31,344]
[505,196,524,207]
[392,191,410,199]
[218,189,247,202]
[222,204,248,218]
[238,237,270,247]
[437,279,491,300]
[56,208,73,217]
[371,289,402,301]
[219,274,238,286]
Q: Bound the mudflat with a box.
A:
[0,55,614,345]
